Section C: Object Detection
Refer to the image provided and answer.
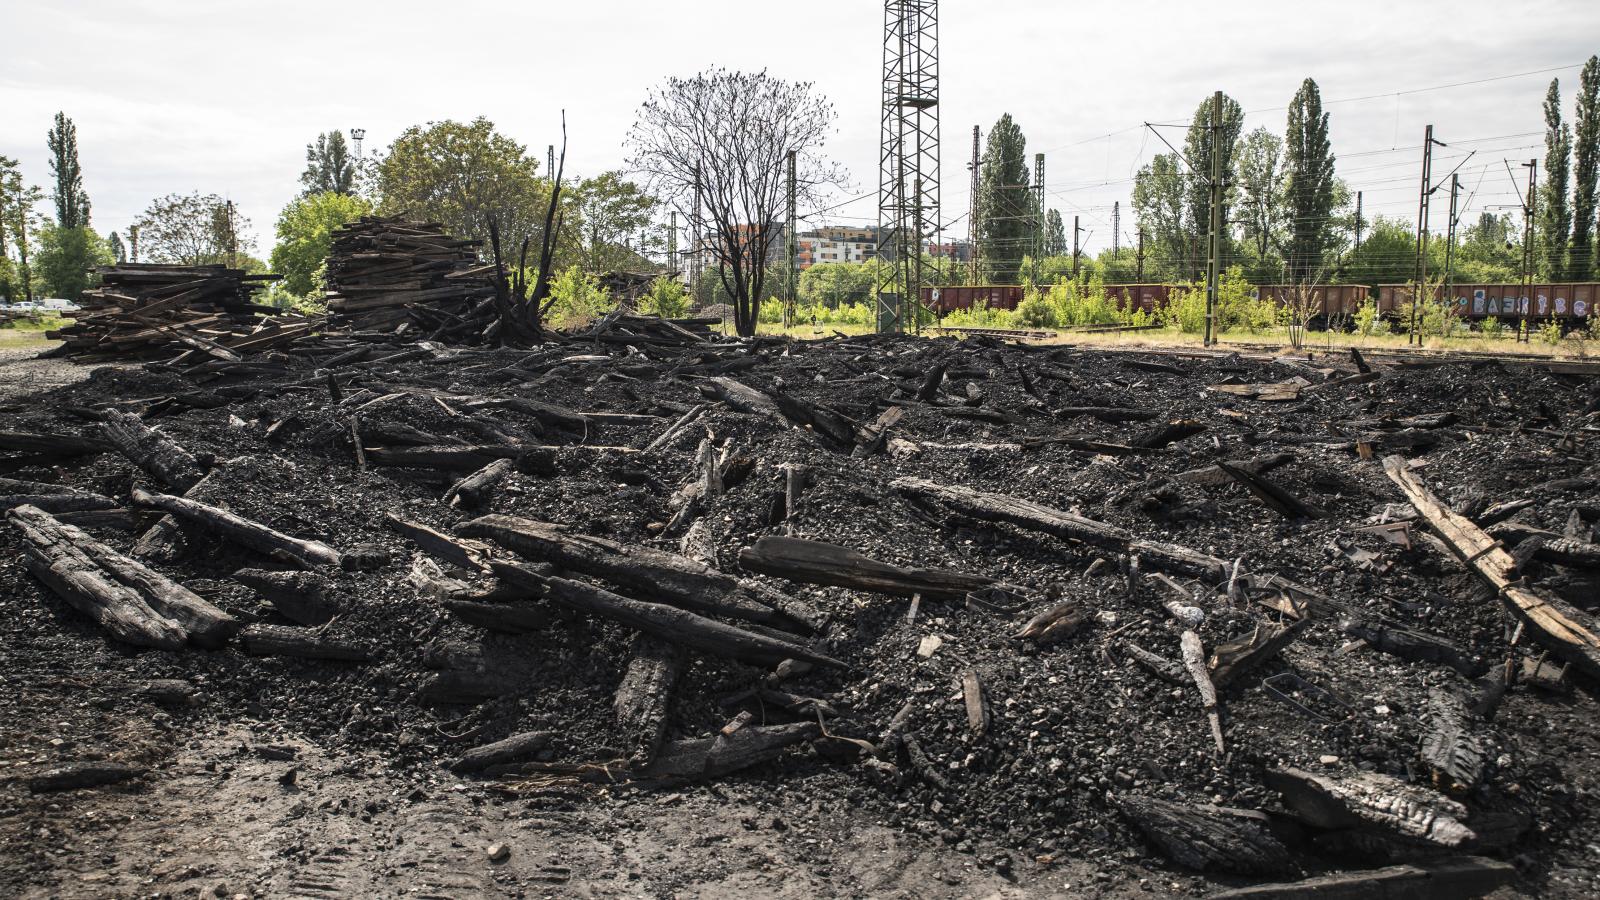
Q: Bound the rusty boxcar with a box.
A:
[1376,283,1597,319]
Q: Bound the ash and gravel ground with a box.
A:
[2,334,1599,898]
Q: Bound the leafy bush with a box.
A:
[795,301,874,327]
[1014,290,1059,329]
[1353,299,1382,337]
[758,296,786,324]
[547,266,615,329]
[1417,298,1462,338]
[942,300,1015,329]
[1538,319,1564,346]
[1477,316,1505,338]
[639,276,689,318]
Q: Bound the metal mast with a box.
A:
[875,0,939,333]
[967,124,980,283]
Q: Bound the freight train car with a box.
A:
[1375,283,1597,320]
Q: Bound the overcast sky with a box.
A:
[4,0,1598,259]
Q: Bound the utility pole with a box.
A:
[1409,125,1444,345]
[225,200,238,269]
[1135,227,1146,282]
[1443,175,1459,299]
[1033,152,1045,283]
[1519,159,1537,342]
[1111,201,1120,253]
[1204,90,1223,347]
[1353,191,1363,252]
[968,124,980,283]
[1072,215,1081,279]
[668,211,678,276]
[786,149,798,328]
[691,162,703,299]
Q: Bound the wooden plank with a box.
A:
[1382,455,1600,677]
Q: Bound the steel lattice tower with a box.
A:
[875,0,939,333]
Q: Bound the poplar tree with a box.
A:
[47,112,90,229]
[1572,56,1600,279]
[975,114,1032,284]
[300,131,357,196]
[1283,78,1337,284]
[1181,92,1243,280]
[1541,78,1572,280]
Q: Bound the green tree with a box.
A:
[270,191,373,296]
[1573,56,1600,278]
[799,260,875,307]
[35,224,113,301]
[1284,78,1337,283]
[1341,215,1430,286]
[1044,209,1066,256]
[1454,212,1521,282]
[107,230,126,263]
[1095,247,1142,283]
[1540,78,1573,281]
[0,158,45,302]
[374,117,550,262]
[976,114,1033,284]
[572,171,659,272]
[47,112,90,229]
[1131,152,1187,281]
[133,192,256,266]
[1235,126,1286,264]
[301,131,357,196]
[1182,92,1244,279]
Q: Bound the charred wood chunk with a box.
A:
[1131,418,1207,449]
[450,730,554,774]
[238,623,369,662]
[444,457,516,510]
[640,722,819,781]
[1343,619,1487,678]
[1208,619,1309,688]
[1210,856,1515,900]
[1014,602,1088,644]
[1217,460,1323,519]
[99,409,208,492]
[384,514,492,574]
[29,762,145,794]
[738,535,999,603]
[232,568,338,626]
[614,636,687,766]
[444,598,552,634]
[1177,452,1296,486]
[1265,767,1476,849]
[0,430,112,456]
[1114,796,1291,874]
[1419,689,1488,795]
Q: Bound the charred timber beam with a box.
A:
[614,636,687,765]
[238,623,370,661]
[738,535,999,602]
[0,430,111,456]
[131,487,343,569]
[639,721,819,781]
[890,477,1228,580]
[98,409,208,492]
[8,505,191,650]
[444,457,515,510]
[493,561,844,669]
[1208,857,1515,900]
[1217,461,1323,519]
[458,514,820,632]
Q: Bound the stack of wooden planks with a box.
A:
[47,263,305,361]
[323,216,498,338]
